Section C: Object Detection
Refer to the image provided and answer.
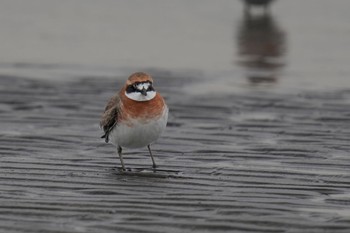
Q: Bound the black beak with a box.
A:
[141,88,147,96]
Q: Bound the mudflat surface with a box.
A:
[1,75,350,233]
[1,0,350,232]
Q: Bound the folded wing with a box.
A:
[100,94,120,143]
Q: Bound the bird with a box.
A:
[100,72,168,171]
[241,0,276,13]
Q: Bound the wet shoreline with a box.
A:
[1,1,350,231]
[1,74,350,232]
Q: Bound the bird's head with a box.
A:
[125,72,156,102]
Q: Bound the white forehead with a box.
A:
[135,82,150,90]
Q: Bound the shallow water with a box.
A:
[1,1,350,232]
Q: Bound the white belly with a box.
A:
[109,107,168,148]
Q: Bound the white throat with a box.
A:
[125,91,156,102]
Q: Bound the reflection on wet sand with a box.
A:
[236,4,287,85]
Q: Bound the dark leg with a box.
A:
[147,145,157,168]
[117,146,125,171]
[263,4,270,14]
[244,3,251,15]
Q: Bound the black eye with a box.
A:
[148,84,155,91]
[126,85,136,93]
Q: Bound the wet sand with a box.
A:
[1,74,350,232]
[1,0,350,232]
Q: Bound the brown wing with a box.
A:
[100,94,120,143]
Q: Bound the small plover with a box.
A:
[100,72,168,170]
